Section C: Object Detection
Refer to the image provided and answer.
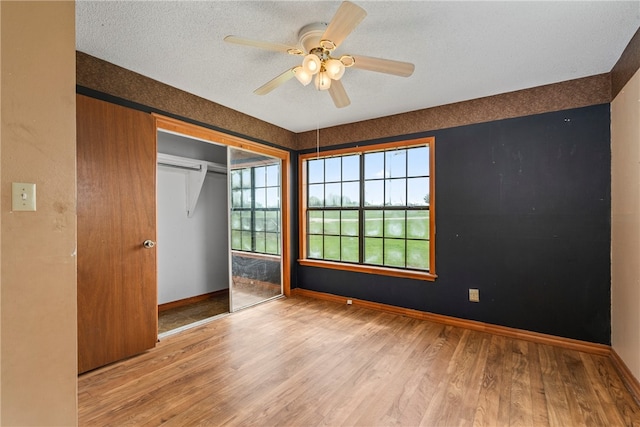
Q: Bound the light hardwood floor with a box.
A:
[78,296,640,426]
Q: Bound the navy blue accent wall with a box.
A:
[295,104,611,344]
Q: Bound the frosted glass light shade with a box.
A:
[302,54,321,75]
[293,66,312,86]
[325,58,345,80]
[314,71,331,91]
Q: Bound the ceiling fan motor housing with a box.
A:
[298,22,328,53]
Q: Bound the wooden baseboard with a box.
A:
[290,288,610,356]
[610,348,640,406]
[158,289,229,313]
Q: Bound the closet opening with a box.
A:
[157,131,230,335]
[154,117,290,337]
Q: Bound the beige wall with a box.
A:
[1,2,77,425]
[611,67,640,382]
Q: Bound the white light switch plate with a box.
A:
[12,182,36,211]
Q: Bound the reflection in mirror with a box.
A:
[229,147,283,311]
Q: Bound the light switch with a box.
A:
[12,182,36,211]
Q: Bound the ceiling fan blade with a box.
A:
[224,35,300,54]
[254,68,296,95]
[322,1,367,49]
[351,55,415,77]
[328,79,350,108]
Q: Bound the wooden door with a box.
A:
[77,95,158,374]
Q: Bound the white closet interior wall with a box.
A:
[157,131,229,305]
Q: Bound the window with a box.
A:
[299,137,436,281]
[230,163,281,255]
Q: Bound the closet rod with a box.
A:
[158,162,227,175]
[158,162,200,171]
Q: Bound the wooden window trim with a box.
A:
[298,137,436,280]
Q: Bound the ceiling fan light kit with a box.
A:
[224,1,415,108]
[302,53,322,75]
[293,66,313,86]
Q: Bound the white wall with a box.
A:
[611,67,640,382]
[157,165,229,304]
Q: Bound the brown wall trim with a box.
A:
[295,74,611,150]
[158,289,229,313]
[76,51,296,150]
[291,288,610,355]
[612,26,640,99]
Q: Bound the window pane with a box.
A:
[308,235,323,258]
[254,211,265,232]
[384,238,405,268]
[325,157,341,182]
[308,159,324,184]
[254,232,266,253]
[365,152,384,179]
[231,211,241,229]
[364,210,383,237]
[266,164,279,186]
[266,187,279,208]
[364,237,383,265]
[254,188,266,208]
[309,184,324,207]
[325,183,341,207]
[266,211,279,232]
[342,181,359,206]
[386,150,406,178]
[342,155,360,181]
[254,166,266,187]
[266,232,280,254]
[407,146,429,177]
[342,236,359,263]
[385,178,406,206]
[231,230,242,250]
[232,190,242,208]
[324,211,340,235]
[242,189,251,207]
[241,211,252,230]
[407,240,429,270]
[241,169,251,187]
[324,236,341,260]
[407,211,429,239]
[241,231,252,251]
[231,170,242,189]
[384,210,406,238]
[341,211,359,236]
[407,177,429,206]
[308,211,323,234]
[364,180,384,206]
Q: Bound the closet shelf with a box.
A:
[158,152,226,218]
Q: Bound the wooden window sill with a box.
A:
[298,259,437,281]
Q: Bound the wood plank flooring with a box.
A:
[78,296,640,426]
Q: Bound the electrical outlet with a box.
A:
[469,288,480,302]
[346,299,353,305]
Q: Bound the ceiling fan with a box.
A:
[224,1,415,108]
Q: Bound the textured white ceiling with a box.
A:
[76,1,640,133]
